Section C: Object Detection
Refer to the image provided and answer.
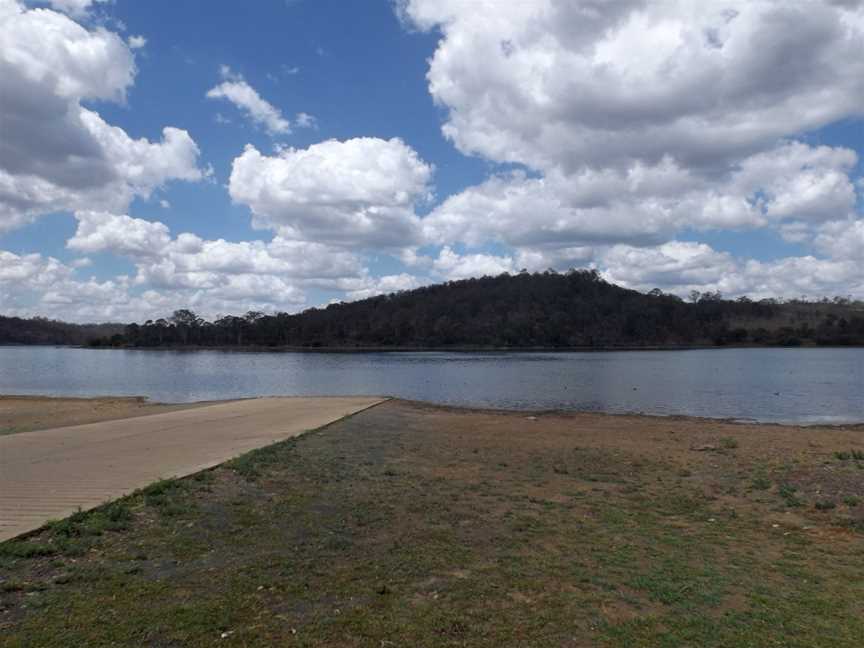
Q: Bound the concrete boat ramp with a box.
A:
[0,396,385,542]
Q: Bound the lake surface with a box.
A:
[1,346,861,424]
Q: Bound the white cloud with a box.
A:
[402,0,864,173]
[34,209,392,319]
[344,273,423,300]
[206,66,291,135]
[600,241,864,300]
[44,0,108,17]
[432,246,517,280]
[0,0,203,233]
[67,210,171,257]
[294,112,316,129]
[0,249,73,286]
[814,219,864,261]
[400,0,864,292]
[229,137,434,247]
[601,242,739,293]
[127,34,146,49]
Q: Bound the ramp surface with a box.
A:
[0,396,384,541]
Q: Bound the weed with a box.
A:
[779,483,802,507]
[814,500,836,511]
[47,502,133,541]
[720,437,739,450]
[843,496,861,507]
[751,476,771,490]
[140,479,182,508]
[834,451,851,461]
[0,541,55,559]
[192,470,213,483]
[1,580,26,592]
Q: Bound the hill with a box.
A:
[106,270,864,349]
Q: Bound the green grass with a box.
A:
[779,483,803,508]
[835,450,864,461]
[719,437,739,450]
[750,475,771,490]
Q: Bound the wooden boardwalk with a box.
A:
[0,396,384,542]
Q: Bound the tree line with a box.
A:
[0,315,123,346]
[84,270,864,349]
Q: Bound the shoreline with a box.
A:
[6,341,864,352]
[3,394,863,434]
[82,342,864,352]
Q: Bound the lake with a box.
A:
[0,346,861,424]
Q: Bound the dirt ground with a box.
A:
[0,395,205,435]
[1,399,863,646]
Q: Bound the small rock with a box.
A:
[525,416,538,421]
[691,444,718,452]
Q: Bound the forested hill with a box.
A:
[0,316,123,346]
[102,270,864,349]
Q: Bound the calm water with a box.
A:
[0,346,861,424]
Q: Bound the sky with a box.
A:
[0,0,862,323]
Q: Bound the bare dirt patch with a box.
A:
[0,395,207,435]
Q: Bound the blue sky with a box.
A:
[0,0,862,321]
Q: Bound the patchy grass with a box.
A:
[1,401,863,647]
[719,436,739,450]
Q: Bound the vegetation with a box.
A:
[94,271,864,349]
[3,272,862,349]
[2,402,863,645]
[0,315,122,346]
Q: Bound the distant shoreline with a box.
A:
[72,342,864,352]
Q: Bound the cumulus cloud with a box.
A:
[4,0,863,320]
[399,0,864,294]
[814,219,864,261]
[67,210,172,257]
[402,0,864,172]
[38,210,389,319]
[206,66,292,135]
[432,246,517,280]
[0,249,140,322]
[0,0,204,233]
[423,141,861,251]
[229,137,434,247]
[344,273,423,300]
[599,241,864,300]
